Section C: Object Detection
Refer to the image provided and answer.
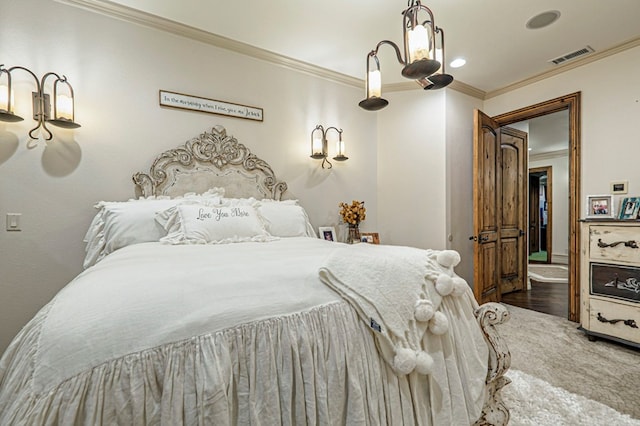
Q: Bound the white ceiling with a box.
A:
[100,0,640,94]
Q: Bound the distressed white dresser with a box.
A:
[579,220,640,347]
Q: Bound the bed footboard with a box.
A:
[474,302,511,426]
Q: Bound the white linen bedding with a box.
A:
[0,238,488,425]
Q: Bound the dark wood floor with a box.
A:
[501,279,569,318]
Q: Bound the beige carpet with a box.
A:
[528,264,568,283]
[497,304,640,420]
[505,369,640,425]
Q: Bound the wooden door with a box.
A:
[472,110,528,304]
[472,110,501,303]
[499,127,527,294]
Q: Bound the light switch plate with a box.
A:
[6,213,22,231]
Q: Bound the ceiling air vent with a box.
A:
[549,46,594,65]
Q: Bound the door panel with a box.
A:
[473,110,527,303]
[500,128,527,294]
[473,110,501,304]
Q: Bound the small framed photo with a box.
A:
[610,180,628,194]
[618,197,640,220]
[360,232,380,244]
[586,195,614,218]
[318,226,337,242]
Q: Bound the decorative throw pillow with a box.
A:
[83,188,225,268]
[156,199,275,244]
[257,199,317,238]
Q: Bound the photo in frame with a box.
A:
[586,195,614,218]
[611,180,628,194]
[318,226,337,242]
[360,232,380,244]
[618,197,640,220]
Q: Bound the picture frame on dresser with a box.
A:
[618,197,640,220]
[318,226,337,242]
[360,232,380,244]
[586,194,614,218]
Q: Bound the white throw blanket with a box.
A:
[319,243,470,375]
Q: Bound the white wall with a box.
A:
[0,0,379,352]
[483,46,640,208]
[376,89,447,250]
[445,90,484,282]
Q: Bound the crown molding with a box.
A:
[55,0,363,89]
[529,149,569,162]
[383,79,486,99]
[485,37,640,100]
[56,0,640,102]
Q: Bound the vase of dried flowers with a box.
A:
[339,200,366,244]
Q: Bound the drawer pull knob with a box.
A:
[597,239,639,249]
[596,312,638,329]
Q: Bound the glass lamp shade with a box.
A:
[47,78,81,128]
[407,24,430,62]
[0,82,23,122]
[367,70,382,98]
[333,138,348,161]
[310,134,326,159]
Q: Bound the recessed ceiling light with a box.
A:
[526,10,561,29]
[450,58,466,68]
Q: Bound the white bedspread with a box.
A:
[0,238,488,425]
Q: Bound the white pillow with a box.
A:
[83,188,225,268]
[156,199,275,244]
[257,199,316,237]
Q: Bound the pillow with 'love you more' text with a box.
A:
[156,200,275,244]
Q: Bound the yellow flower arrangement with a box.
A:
[339,200,366,226]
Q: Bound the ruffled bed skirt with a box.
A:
[0,301,484,425]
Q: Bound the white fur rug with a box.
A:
[505,369,640,425]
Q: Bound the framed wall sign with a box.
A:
[159,90,263,122]
[610,180,628,194]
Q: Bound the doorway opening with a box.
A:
[492,93,580,322]
[528,166,552,264]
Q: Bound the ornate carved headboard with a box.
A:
[133,125,288,200]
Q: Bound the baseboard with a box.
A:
[551,254,568,265]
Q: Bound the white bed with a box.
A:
[0,126,511,425]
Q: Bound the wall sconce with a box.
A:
[358,0,453,111]
[0,64,81,140]
[310,125,348,169]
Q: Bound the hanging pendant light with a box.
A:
[359,0,452,111]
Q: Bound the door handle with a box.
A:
[468,235,478,241]
[479,235,489,242]
[519,229,525,236]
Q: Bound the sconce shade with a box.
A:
[367,70,382,98]
[0,69,24,122]
[47,77,80,129]
[333,134,348,161]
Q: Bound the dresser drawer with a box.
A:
[589,225,640,264]
[588,298,640,344]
